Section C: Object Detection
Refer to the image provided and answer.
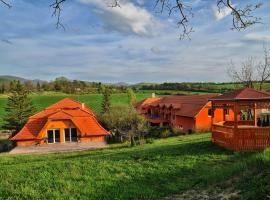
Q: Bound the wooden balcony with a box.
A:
[212,122,270,151]
[145,115,170,124]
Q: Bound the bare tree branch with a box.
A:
[107,0,121,8]
[0,0,11,8]
[217,0,262,31]
[155,0,194,40]
[257,45,270,90]
[50,0,66,30]
[227,57,257,88]
[0,0,263,39]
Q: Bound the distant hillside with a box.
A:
[0,75,27,84]
[0,75,46,85]
[110,82,130,87]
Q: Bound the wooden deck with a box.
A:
[212,123,270,151]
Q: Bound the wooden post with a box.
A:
[234,101,238,130]
[223,107,226,121]
[254,102,257,127]
[211,102,214,125]
[211,102,215,132]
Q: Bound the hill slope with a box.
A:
[0,133,269,199]
[0,75,27,84]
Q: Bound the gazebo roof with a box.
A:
[210,88,270,101]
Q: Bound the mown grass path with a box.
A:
[0,133,269,199]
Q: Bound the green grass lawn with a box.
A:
[0,92,152,129]
[0,133,269,199]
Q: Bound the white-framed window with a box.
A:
[64,128,78,142]
[47,129,60,143]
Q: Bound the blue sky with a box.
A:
[0,0,270,83]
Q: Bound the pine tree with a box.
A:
[3,81,35,134]
[101,87,111,114]
[0,84,4,94]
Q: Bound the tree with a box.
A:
[101,87,111,114]
[36,82,41,92]
[127,88,136,106]
[228,46,270,90]
[0,0,263,40]
[24,80,34,91]
[257,46,270,90]
[0,84,5,94]
[3,81,35,134]
[227,57,256,88]
[100,105,146,146]
[98,83,106,94]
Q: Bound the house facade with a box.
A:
[11,98,110,146]
[136,94,234,133]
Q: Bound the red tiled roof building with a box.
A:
[135,94,234,133]
[11,98,110,146]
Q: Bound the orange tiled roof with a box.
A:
[11,98,109,141]
[137,94,217,118]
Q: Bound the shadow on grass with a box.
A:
[0,139,240,167]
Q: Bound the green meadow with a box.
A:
[0,133,269,199]
[0,92,152,129]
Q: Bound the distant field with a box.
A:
[0,93,153,129]
[0,133,269,199]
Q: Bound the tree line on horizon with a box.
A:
[0,76,128,95]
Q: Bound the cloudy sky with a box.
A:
[0,0,270,83]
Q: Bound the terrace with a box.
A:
[210,88,270,151]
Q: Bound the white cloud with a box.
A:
[213,5,231,20]
[244,32,270,42]
[79,0,157,35]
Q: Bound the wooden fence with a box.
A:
[212,124,270,151]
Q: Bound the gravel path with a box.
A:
[9,141,108,155]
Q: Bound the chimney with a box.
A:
[82,103,85,110]
[152,93,156,98]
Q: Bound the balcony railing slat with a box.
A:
[212,124,270,151]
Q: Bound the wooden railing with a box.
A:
[223,120,254,126]
[212,124,270,151]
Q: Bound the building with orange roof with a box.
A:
[135,93,234,133]
[11,98,110,146]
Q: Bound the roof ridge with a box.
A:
[235,87,270,98]
[57,110,74,117]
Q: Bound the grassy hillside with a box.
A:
[0,93,152,129]
[0,133,269,199]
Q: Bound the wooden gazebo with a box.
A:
[210,88,270,151]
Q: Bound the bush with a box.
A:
[148,126,173,138]
[160,129,171,138]
[171,127,185,136]
[145,138,154,144]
